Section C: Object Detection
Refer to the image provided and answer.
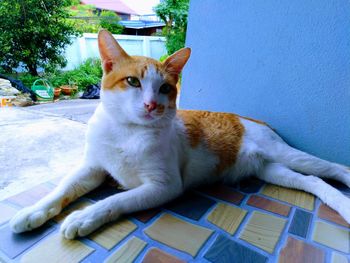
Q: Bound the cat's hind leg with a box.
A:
[10,165,106,233]
[268,142,350,188]
[257,162,350,223]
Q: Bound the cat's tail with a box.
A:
[267,141,350,187]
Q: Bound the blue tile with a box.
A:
[288,209,312,238]
[204,235,267,263]
[85,184,123,201]
[236,178,264,193]
[166,192,216,220]
[0,222,56,259]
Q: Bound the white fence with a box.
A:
[63,33,167,70]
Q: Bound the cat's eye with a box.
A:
[159,84,172,94]
[126,77,141,88]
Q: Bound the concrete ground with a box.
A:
[0,99,99,200]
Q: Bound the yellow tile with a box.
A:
[104,237,146,263]
[240,211,286,253]
[53,200,93,223]
[0,203,18,225]
[331,252,349,263]
[21,233,94,263]
[313,221,350,253]
[207,203,247,235]
[144,213,213,257]
[261,184,314,210]
[88,219,137,250]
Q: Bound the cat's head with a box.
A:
[97,30,191,126]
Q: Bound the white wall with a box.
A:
[63,33,167,70]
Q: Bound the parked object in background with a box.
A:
[0,96,14,107]
[54,88,62,99]
[11,93,34,107]
[1,74,37,101]
[80,83,100,99]
[0,78,19,96]
[30,79,54,102]
[60,85,78,96]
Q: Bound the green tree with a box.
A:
[0,0,80,76]
[68,2,100,33]
[154,0,189,54]
[68,2,123,34]
[99,11,124,34]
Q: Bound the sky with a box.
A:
[123,0,161,15]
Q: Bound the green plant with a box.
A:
[17,74,40,88]
[68,2,123,34]
[99,11,123,34]
[154,0,189,54]
[159,54,169,62]
[47,58,102,91]
[0,0,80,76]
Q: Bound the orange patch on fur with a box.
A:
[156,104,165,115]
[177,110,245,174]
[61,197,70,209]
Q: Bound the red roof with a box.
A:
[81,0,139,15]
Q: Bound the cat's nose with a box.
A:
[144,101,157,112]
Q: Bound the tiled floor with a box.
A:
[0,178,349,263]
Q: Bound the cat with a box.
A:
[10,29,350,239]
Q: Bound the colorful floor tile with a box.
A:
[240,211,287,253]
[288,209,312,238]
[142,247,185,263]
[0,178,349,262]
[313,221,350,253]
[247,195,291,216]
[144,213,213,257]
[207,203,247,234]
[279,237,325,263]
[0,203,18,226]
[20,233,94,263]
[88,218,137,250]
[331,252,349,263]
[104,237,146,263]
[318,204,350,228]
[261,184,315,210]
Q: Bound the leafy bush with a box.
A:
[48,58,102,90]
[99,11,123,34]
[69,3,123,34]
[17,58,102,91]
[17,74,39,89]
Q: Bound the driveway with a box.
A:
[0,99,99,200]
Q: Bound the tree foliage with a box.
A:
[154,0,189,55]
[99,11,124,34]
[0,0,80,76]
[68,2,123,34]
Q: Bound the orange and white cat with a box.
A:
[10,30,350,239]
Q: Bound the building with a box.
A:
[80,0,165,35]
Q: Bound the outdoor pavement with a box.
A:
[0,99,99,200]
[0,99,349,263]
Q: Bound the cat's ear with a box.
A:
[163,48,191,75]
[98,29,130,73]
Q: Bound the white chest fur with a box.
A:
[85,104,180,189]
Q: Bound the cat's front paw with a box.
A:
[60,206,108,239]
[10,205,60,233]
